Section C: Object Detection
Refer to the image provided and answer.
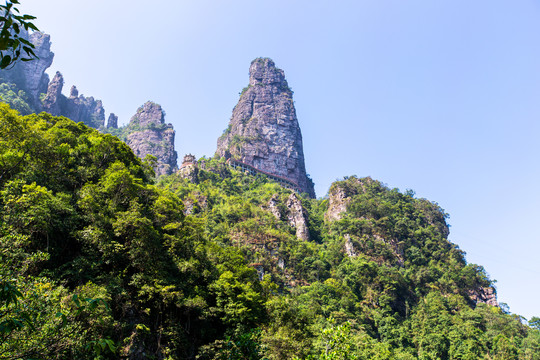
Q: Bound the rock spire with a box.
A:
[126,101,178,177]
[107,113,118,128]
[41,71,106,128]
[216,58,315,198]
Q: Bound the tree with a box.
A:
[530,317,540,331]
[0,0,39,69]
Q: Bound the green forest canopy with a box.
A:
[0,104,538,359]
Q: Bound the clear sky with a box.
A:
[24,0,540,320]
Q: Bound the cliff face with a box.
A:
[126,101,178,177]
[0,31,109,127]
[42,72,106,128]
[216,58,315,198]
[107,113,118,128]
[267,193,310,241]
[0,31,54,111]
[0,31,181,178]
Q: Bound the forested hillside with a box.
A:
[0,105,538,359]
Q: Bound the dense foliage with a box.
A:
[0,104,538,359]
[0,0,39,69]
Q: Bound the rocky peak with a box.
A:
[325,177,374,222]
[0,31,54,110]
[0,31,109,128]
[41,71,105,128]
[42,71,63,114]
[249,58,286,86]
[130,101,165,127]
[266,193,310,241]
[216,58,315,198]
[70,85,79,98]
[125,101,178,177]
[470,287,498,307]
[107,113,118,129]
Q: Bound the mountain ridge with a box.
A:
[0,29,537,360]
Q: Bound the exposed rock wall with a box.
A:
[0,31,54,110]
[126,101,178,177]
[286,193,310,241]
[469,287,498,307]
[107,113,118,128]
[41,71,63,115]
[0,31,110,128]
[178,155,199,183]
[216,58,315,198]
[0,31,181,178]
[266,193,310,241]
[325,183,354,222]
[42,71,106,128]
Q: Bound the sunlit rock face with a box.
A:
[216,58,315,198]
[126,101,178,177]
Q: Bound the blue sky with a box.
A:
[25,0,540,320]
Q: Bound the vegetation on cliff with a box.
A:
[0,104,539,359]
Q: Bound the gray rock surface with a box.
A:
[42,71,105,128]
[216,58,315,198]
[286,193,310,241]
[126,101,178,177]
[469,287,498,307]
[344,234,358,257]
[0,31,183,179]
[325,183,353,222]
[0,31,54,110]
[0,31,107,128]
[267,194,282,220]
[107,113,118,129]
[266,193,310,241]
[41,71,63,115]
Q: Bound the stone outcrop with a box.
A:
[182,191,208,216]
[126,101,178,177]
[266,193,310,241]
[0,31,183,176]
[107,113,118,128]
[344,234,358,257]
[216,58,315,198]
[0,31,54,111]
[0,32,107,128]
[42,72,106,128]
[286,193,310,241]
[267,194,282,220]
[325,183,354,222]
[470,287,498,307]
[41,71,63,115]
